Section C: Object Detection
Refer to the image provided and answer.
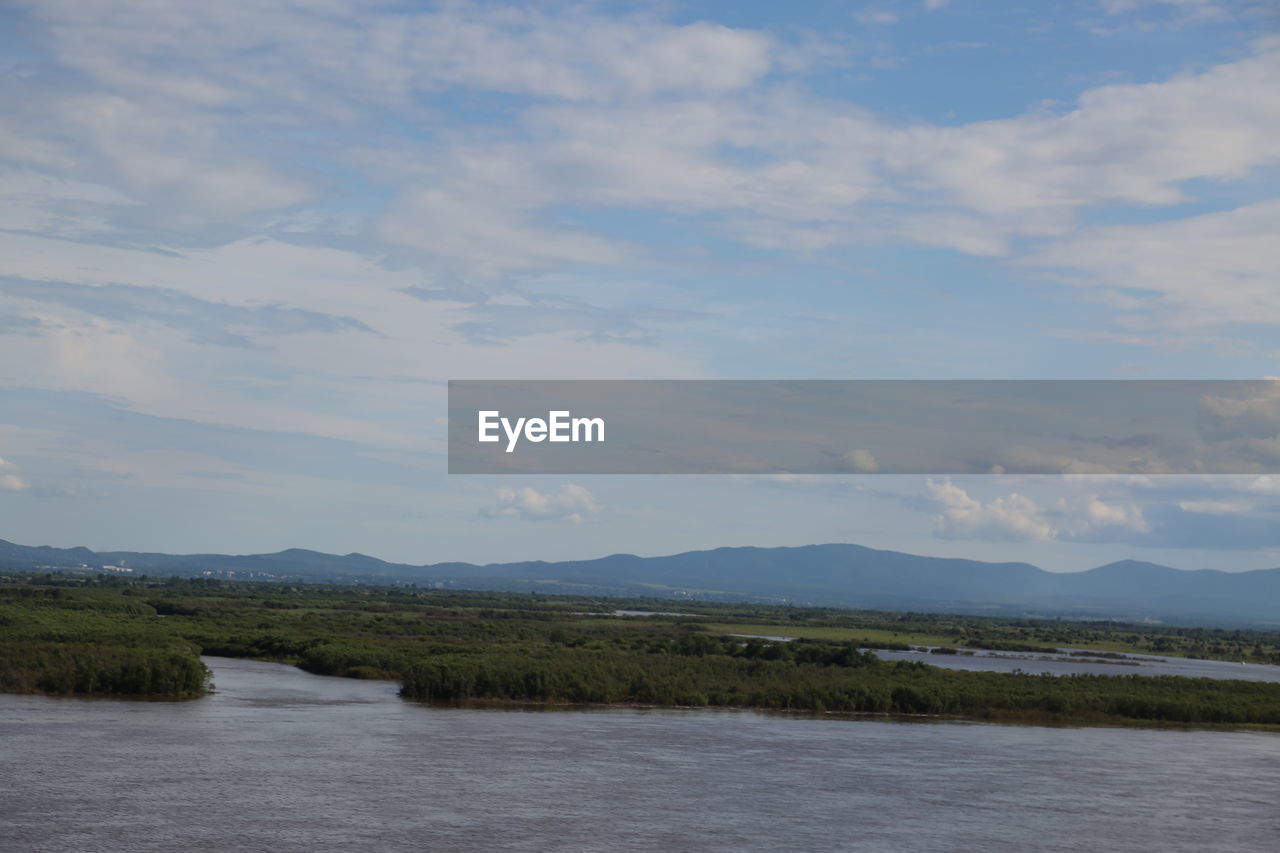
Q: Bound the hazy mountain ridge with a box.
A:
[2,538,1277,626]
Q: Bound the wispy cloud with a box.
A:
[1,277,374,348]
[1026,200,1280,330]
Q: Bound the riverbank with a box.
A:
[5,576,1280,728]
[399,691,1280,732]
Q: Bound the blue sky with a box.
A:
[1,0,1279,572]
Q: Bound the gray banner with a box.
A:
[447,380,1280,474]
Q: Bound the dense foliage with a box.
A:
[0,585,208,697]
[0,641,208,698]
[2,572,1280,727]
[401,644,1280,725]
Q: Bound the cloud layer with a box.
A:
[2,1,1278,563]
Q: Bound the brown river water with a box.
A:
[2,656,1278,852]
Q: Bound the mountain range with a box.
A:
[3,537,1277,627]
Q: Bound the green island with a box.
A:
[3,571,1280,729]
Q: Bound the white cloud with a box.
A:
[483,483,601,523]
[1058,495,1151,538]
[3,0,1279,482]
[886,40,1280,242]
[928,478,1055,541]
[405,13,774,101]
[0,457,31,491]
[0,233,700,451]
[1198,379,1280,435]
[1027,200,1280,329]
[838,449,881,472]
[5,0,1278,562]
[0,474,29,492]
[364,37,1280,282]
[9,0,1279,313]
[1195,382,1280,468]
[0,168,137,236]
[1,84,315,227]
[1242,475,1280,494]
[1097,0,1239,22]
[376,187,629,279]
[1176,500,1250,514]
[928,479,1151,543]
[23,1,773,107]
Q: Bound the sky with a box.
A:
[1,0,1279,572]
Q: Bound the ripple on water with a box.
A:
[1,656,1277,853]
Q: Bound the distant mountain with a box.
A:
[3,538,1277,627]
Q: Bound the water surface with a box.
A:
[729,633,1280,682]
[2,657,1277,852]
[872,647,1280,681]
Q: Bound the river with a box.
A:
[871,647,1280,681]
[727,633,1280,682]
[2,656,1278,852]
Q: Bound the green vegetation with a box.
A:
[401,646,1280,726]
[0,584,208,698]
[3,571,1280,728]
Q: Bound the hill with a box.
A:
[3,538,1276,627]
